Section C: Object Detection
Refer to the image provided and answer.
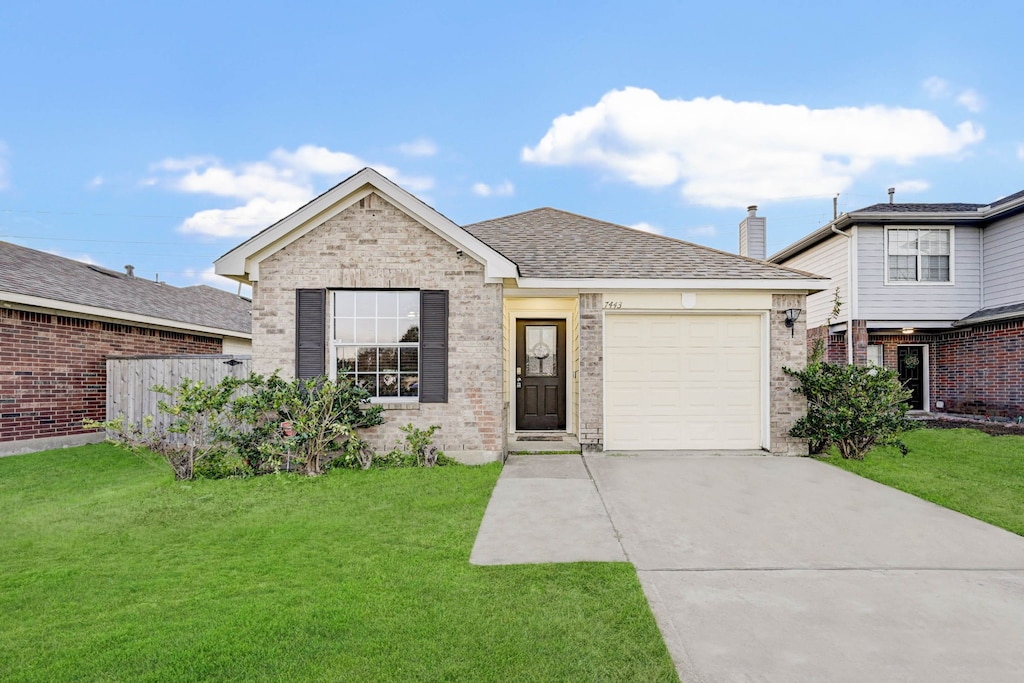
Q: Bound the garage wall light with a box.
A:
[784,308,802,336]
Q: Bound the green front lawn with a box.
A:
[0,445,675,682]
[825,428,1024,536]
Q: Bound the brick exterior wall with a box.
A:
[807,324,847,364]
[252,192,505,462]
[0,308,221,445]
[577,293,604,450]
[809,316,1023,419]
[871,320,1024,418]
[851,319,869,366]
[770,294,810,455]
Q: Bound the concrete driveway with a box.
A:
[472,453,1024,682]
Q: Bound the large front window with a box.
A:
[886,228,951,282]
[331,290,419,399]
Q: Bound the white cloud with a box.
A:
[87,175,105,189]
[181,198,306,238]
[629,221,663,234]
[398,138,438,157]
[890,179,930,194]
[183,266,251,294]
[956,89,983,113]
[0,141,9,190]
[923,76,950,98]
[1018,144,1024,161]
[522,87,984,207]
[472,180,515,197]
[684,225,718,238]
[152,146,433,238]
[152,156,218,172]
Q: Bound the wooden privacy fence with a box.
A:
[106,354,252,439]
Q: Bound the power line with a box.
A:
[1,233,218,246]
[0,207,262,222]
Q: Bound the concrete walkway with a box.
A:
[471,452,1024,682]
[469,455,623,564]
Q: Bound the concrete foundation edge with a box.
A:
[0,432,106,458]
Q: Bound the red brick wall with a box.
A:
[0,308,221,444]
[807,325,847,364]
[871,320,1024,418]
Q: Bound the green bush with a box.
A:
[375,423,453,468]
[785,360,917,460]
[221,373,384,476]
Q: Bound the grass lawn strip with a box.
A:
[825,428,1024,537]
[0,444,676,682]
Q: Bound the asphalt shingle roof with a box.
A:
[0,240,251,334]
[853,202,985,213]
[987,188,1024,209]
[957,302,1024,325]
[464,208,816,280]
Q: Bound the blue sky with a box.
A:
[1,1,1020,293]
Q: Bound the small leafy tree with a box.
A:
[785,360,917,460]
[153,377,243,479]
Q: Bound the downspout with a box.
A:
[830,222,854,365]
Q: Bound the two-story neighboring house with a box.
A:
[769,189,1024,418]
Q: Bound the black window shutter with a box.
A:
[419,290,448,403]
[295,289,326,379]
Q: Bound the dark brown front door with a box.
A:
[898,346,925,410]
[516,320,566,430]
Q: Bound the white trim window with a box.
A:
[866,343,884,367]
[886,228,952,283]
[331,290,420,400]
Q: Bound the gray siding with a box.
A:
[982,213,1024,308]
[856,225,981,321]
[783,234,848,328]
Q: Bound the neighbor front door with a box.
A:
[897,345,925,410]
[515,320,566,430]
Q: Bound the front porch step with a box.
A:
[507,433,582,455]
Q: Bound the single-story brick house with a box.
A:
[215,168,827,462]
[0,240,252,455]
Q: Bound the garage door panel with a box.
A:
[604,314,762,451]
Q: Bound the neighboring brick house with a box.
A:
[0,241,252,455]
[770,189,1024,418]
[216,168,826,462]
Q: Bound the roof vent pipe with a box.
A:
[124,265,135,278]
[888,187,895,204]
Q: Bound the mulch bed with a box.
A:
[918,417,1024,437]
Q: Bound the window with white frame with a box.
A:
[331,290,420,399]
[886,228,951,282]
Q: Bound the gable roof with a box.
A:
[772,188,1024,263]
[215,167,518,283]
[464,207,817,281]
[0,240,251,336]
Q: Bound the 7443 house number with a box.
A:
[603,301,623,309]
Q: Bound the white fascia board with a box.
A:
[865,320,956,330]
[0,292,252,339]
[515,277,829,292]
[215,168,518,282]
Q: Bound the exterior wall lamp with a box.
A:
[784,308,802,337]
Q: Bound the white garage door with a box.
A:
[604,314,762,450]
